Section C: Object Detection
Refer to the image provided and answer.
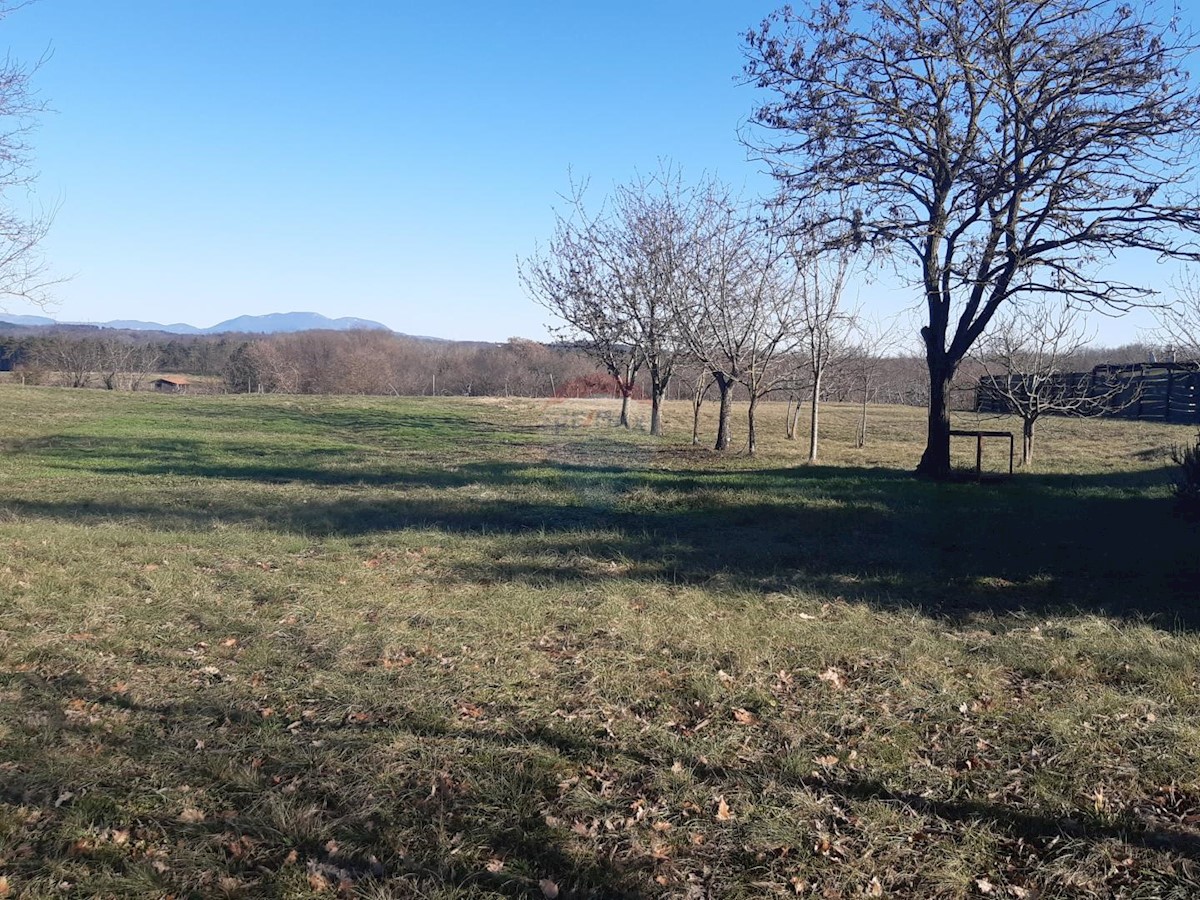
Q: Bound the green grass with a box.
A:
[0,386,1198,898]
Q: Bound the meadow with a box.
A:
[0,385,1197,899]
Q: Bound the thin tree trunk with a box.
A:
[650,392,663,436]
[916,360,956,478]
[691,373,712,445]
[857,386,868,448]
[808,368,822,463]
[617,360,635,428]
[789,398,803,441]
[1022,418,1035,466]
[785,397,796,439]
[714,374,734,451]
[747,392,760,455]
[649,366,668,436]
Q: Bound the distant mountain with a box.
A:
[102,319,202,334]
[0,314,57,327]
[203,312,391,334]
[0,310,394,335]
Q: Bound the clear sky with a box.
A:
[0,0,1178,345]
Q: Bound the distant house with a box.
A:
[153,376,190,394]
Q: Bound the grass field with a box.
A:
[1,386,1198,899]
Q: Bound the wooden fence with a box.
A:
[976,362,1200,424]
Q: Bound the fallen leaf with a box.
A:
[179,807,206,824]
[715,796,734,821]
[732,708,758,726]
[976,877,994,894]
[307,871,331,892]
[539,878,560,898]
[814,754,840,768]
[868,876,883,896]
[485,857,504,873]
[0,875,9,898]
[818,667,846,689]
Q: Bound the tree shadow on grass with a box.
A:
[6,670,1200,898]
[4,443,1197,626]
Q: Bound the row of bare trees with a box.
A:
[23,336,162,390]
[522,0,1200,472]
[520,170,865,458]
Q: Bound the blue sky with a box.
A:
[0,0,1176,344]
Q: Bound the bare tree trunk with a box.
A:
[789,398,803,441]
[747,392,760,455]
[617,360,636,428]
[1022,417,1035,466]
[856,390,868,448]
[714,374,734,451]
[917,361,956,477]
[618,390,631,428]
[785,397,796,439]
[650,391,664,435]
[808,369,822,463]
[649,363,668,436]
[690,373,712,445]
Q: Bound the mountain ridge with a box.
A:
[0,311,396,335]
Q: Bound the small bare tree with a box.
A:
[673,184,799,453]
[521,169,696,433]
[844,316,897,449]
[1155,271,1200,361]
[793,246,854,462]
[37,335,97,388]
[975,300,1121,466]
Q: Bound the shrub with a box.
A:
[1173,430,1200,520]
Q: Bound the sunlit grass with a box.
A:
[0,386,1197,898]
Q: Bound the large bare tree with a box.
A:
[745,0,1200,478]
